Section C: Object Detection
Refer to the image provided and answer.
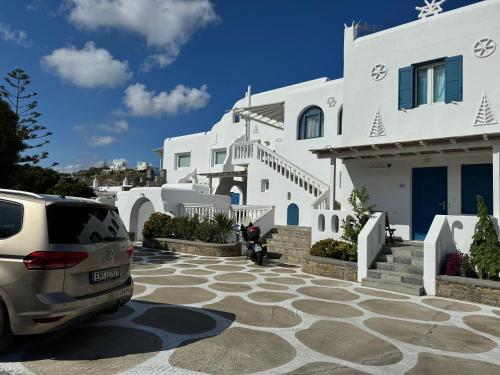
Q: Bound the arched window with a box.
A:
[298,106,323,140]
[337,105,343,135]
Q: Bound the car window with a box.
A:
[46,204,129,244]
[0,200,23,239]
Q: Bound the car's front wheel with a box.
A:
[0,302,13,353]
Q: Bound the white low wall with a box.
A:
[310,209,354,244]
[357,212,385,282]
[423,214,498,295]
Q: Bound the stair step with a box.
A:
[376,254,424,267]
[265,247,309,258]
[374,262,423,275]
[381,247,423,258]
[361,278,425,296]
[367,269,423,286]
[269,234,311,242]
[266,238,310,249]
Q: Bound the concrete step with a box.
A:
[376,254,424,267]
[268,234,311,243]
[267,246,309,257]
[374,262,423,275]
[367,269,423,286]
[266,238,311,250]
[361,277,425,296]
[272,226,312,237]
[381,247,423,258]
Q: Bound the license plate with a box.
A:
[90,267,120,284]
[254,245,262,252]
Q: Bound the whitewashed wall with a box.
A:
[341,0,500,148]
[340,152,493,240]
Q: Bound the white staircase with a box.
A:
[231,141,329,201]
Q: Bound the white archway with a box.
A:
[129,197,155,241]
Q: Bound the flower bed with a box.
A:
[143,237,242,257]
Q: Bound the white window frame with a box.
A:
[414,61,445,107]
[176,153,191,170]
[212,148,227,166]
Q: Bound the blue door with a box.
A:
[287,204,299,226]
[230,192,240,205]
[462,164,493,215]
[412,167,448,240]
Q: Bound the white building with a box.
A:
[136,162,150,171]
[110,160,128,171]
[118,0,500,295]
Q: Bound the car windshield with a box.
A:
[46,204,129,244]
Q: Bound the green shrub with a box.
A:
[142,212,171,239]
[196,220,216,243]
[142,212,236,244]
[341,187,374,247]
[211,212,236,244]
[310,239,357,262]
[470,195,500,280]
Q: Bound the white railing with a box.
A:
[252,207,275,236]
[357,212,385,282]
[311,189,330,210]
[180,203,231,220]
[311,209,354,244]
[231,205,273,226]
[179,203,273,227]
[231,141,329,198]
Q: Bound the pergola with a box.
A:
[233,102,285,130]
[198,170,248,194]
[310,133,500,217]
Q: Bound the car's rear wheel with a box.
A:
[0,302,13,353]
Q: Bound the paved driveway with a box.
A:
[1,246,500,375]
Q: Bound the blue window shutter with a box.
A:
[445,55,463,102]
[399,66,414,110]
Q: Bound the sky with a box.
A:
[0,0,483,172]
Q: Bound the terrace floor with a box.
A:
[1,245,500,374]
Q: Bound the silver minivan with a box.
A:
[0,190,134,351]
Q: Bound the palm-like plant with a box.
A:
[211,212,236,244]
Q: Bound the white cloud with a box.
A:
[112,158,128,164]
[73,124,85,131]
[123,83,210,117]
[99,119,129,134]
[87,135,115,147]
[0,22,31,47]
[41,41,132,89]
[64,0,218,70]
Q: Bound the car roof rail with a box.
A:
[0,189,44,199]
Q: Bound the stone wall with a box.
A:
[143,238,241,257]
[436,276,500,307]
[302,255,358,282]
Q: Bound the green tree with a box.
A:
[470,195,500,280]
[47,178,95,198]
[13,165,60,193]
[341,187,375,247]
[0,99,24,187]
[0,68,55,166]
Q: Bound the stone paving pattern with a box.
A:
[0,245,499,374]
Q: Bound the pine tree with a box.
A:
[470,195,500,279]
[0,68,56,166]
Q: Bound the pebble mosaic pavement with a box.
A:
[0,245,500,374]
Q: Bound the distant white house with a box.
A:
[136,162,150,171]
[110,160,128,171]
[116,0,500,295]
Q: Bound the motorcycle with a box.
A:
[240,223,267,266]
